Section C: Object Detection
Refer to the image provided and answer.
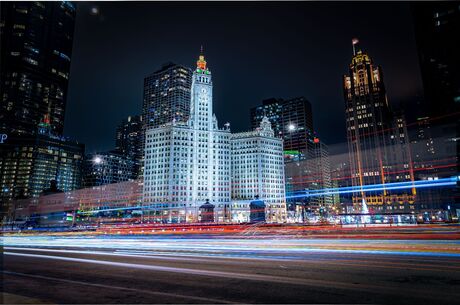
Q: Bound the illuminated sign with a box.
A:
[0,134,7,143]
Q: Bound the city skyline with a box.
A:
[64,2,423,152]
[2,2,459,304]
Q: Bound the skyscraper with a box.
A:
[83,151,138,187]
[144,52,232,223]
[343,39,415,212]
[115,115,143,175]
[250,97,314,153]
[140,63,193,176]
[0,2,79,221]
[142,63,192,130]
[0,116,84,213]
[143,51,286,223]
[411,2,460,118]
[0,1,76,136]
[411,2,459,215]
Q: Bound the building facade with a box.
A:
[411,2,460,119]
[285,137,333,221]
[83,151,138,187]
[231,117,286,223]
[115,115,143,175]
[144,52,286,223]
[0,1,79,222]
[343,39,416,213]
[140,63,193,176]
[411,2,460,216]
[144,53,232,223]
[250,97,314,153]
[142,63,193,130]
[0,1,76,136]
[0,118,84,219]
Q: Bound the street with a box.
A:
[2,235,460,304]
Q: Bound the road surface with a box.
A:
[2,235,460,304]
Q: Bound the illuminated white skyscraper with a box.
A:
[143,52,231,223]
[143,51,286,223]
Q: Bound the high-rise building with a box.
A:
[231,117,286,223]
[143,51,286,223]
[409,117,458,216]
[343,39,416,212]
[411,2,459,216]
[284,137,333,221]
[83,151,138,187]
[0,117,84,217]
[144,53,231,223]
[250,97,314,153]
[142,63,193,130]
[0,1,76,136]
[411,2,460,118]
[250,98,283,136]
[0,2,79,221]
[140,63,193,176]
[115,115,143,175]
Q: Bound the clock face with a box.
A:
[201,88,207,94]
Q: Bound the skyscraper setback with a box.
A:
[343,39,415,212]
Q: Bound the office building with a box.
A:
[231,117,286,223]
[142,63,192,130]
[412,2,460,118]
[115,115,143,175]
[83,151,138,187]
[343,39,416,212]
[144,51,286,223]
[250,97,314,154]
[0,1,76,136]
[0,116,84,218]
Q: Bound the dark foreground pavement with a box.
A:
[2,237,460,304]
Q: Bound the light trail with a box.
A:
[3,236,460,258]
[4,250,460,300]
[285,176,458,199]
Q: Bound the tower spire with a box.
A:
[352,38,359,56]
[196,46,207,70]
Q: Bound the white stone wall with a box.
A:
[143,57,287,223]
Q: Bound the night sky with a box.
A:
[64,1,424,153]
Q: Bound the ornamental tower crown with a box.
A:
[196,45,208,72]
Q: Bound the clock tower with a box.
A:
[190,49,214,131]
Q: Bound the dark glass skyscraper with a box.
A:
[0,1,76,136]
[250,97,314,153]
[115,115,143,175]
[412,2,460,118]
[0,2,79,221]
[83,151,138,187]
[142,63,192,130]
[343,40,415,212]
